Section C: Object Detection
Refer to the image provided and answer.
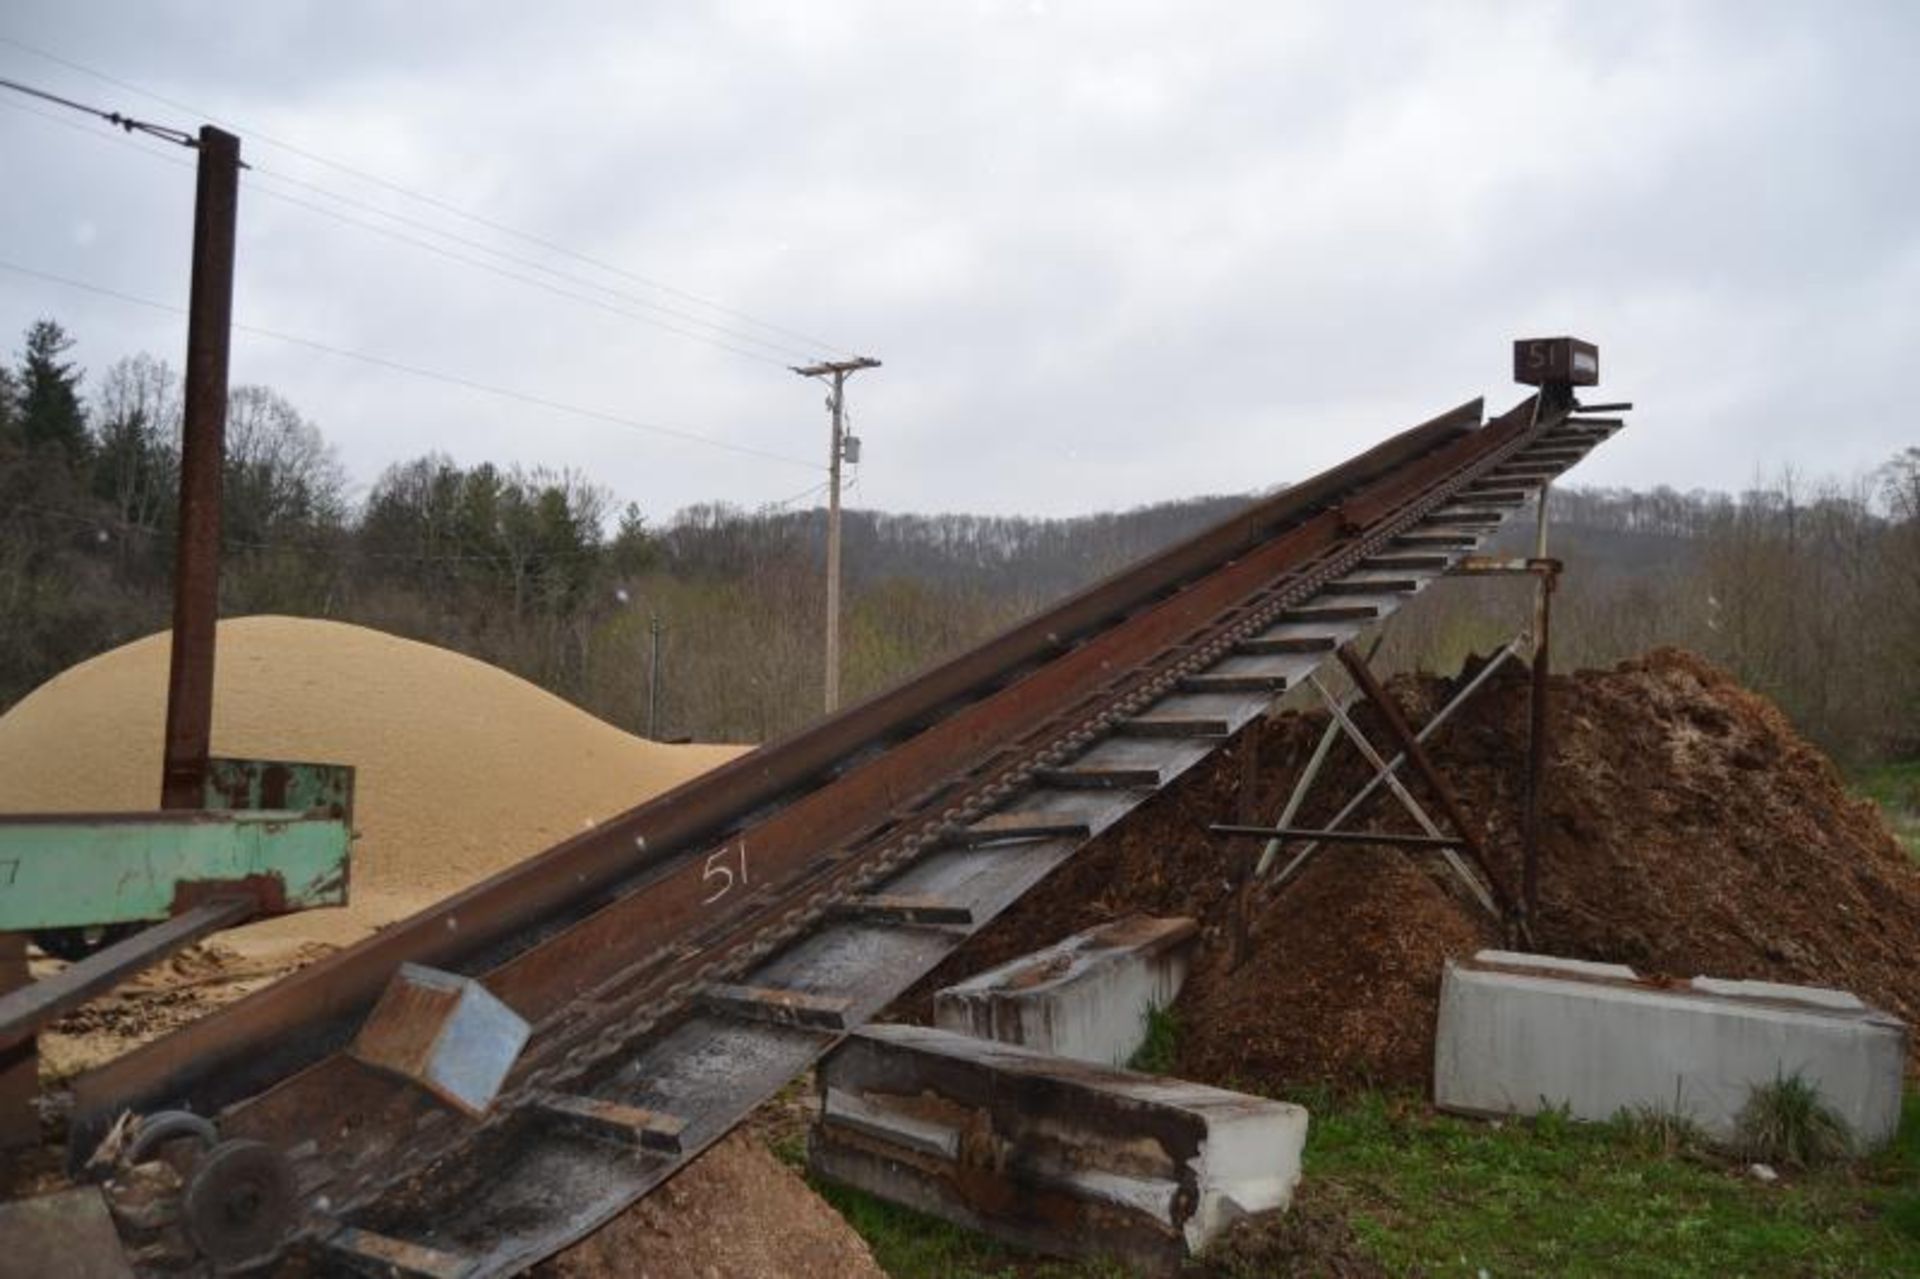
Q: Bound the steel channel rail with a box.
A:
[72,393,1626,1274]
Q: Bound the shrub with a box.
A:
[1733,1071,1854,1169]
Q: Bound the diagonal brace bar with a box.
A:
[1306,673,1499,918]
[1264,639,1523,889]
[1335,643,1519,923]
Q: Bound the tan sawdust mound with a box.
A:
[0,619,885,1279]
[0,615,742,953]
[533,1133,885,1279]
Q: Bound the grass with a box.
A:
[1734,1072,1855,1169]
[1298,1089,1920,1278]
[1127,1003,1180,1075]
[1854,758,1920,859]
[807,1087,1920,1278]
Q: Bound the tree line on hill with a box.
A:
[2,317,1914,762]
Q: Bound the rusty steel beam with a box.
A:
[72,398,1502,1150]
[160,126,242,812]
[1334,642,1519,922]
[202,397,1555,1226]
[61,388,1602,1273]
[0,899,254,1053]
[1211,824,1464,848]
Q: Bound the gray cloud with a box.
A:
[2,0,1914,520]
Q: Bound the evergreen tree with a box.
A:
[17,319,89,461]
[0,364,18,445]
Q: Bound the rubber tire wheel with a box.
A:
[182,1139,296,1268]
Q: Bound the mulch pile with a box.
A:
[902,648,1920,1092]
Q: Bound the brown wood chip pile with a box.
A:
[904,648,1920,1091]
[533,1133,885,1279]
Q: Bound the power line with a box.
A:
[0,31,855,359]
[0,93,195,171]
[238,175,796,367]
[245,164,820,362]
[2,94,809,367]
[0,256,821,471]
[0,72,196,148]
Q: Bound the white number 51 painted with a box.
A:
[701,842,750,905]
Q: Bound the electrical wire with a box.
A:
[0,31,855,358]
[0,91,811,368]
[0,72,196,148]
[238,175,795,367]
[0,256,822,471]
[245,164,820,362]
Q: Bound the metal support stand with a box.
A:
[1313,668,1503,919]
[1260,638,1526,890]
[1225,723,1262,970]
[1523,485,1555,921]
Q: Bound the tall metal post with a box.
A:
[791,356,880,715]
[160,125,241,810]
[1521,486,1554,922]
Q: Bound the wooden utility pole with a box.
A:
[160,125,242,810]
[792,356,880,714]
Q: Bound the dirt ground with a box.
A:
[907,647,1920,1091]
[533,1132,885,1279]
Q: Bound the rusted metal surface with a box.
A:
[63,389,1626,1274]
[159,126,241,813]
[71,399,1487,1143]
[0,935,33,1149]
[1212,824,1464,848]
[350,965,530,1117]
[1523,544,1558,923]
[1513,335,1599,388]
[0,899,254,1052]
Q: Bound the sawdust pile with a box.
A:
[908,648,1920,1091]
[0,615,743,953]
[534,1133,885,1279]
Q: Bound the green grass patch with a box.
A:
[1303,1088,1920,1278]
[1854,759,1920,859]
[1127,1004,1180,1075]
[1733,1071,1855,1169]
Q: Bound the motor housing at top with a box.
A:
[1513,337,1598,387]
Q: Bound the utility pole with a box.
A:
[160,125,242,810]
[647,613,664,739]
[791,356,880,714]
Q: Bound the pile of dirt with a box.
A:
[908,648,1920,1092]
[534,1133,885,1279]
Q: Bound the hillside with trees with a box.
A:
[2,318,1914,763]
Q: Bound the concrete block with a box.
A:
[1435,950,1908,1148]
[934,915,1197,1066]
[809,1022,1307,1268]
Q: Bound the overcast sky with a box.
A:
[2,2,1915,520]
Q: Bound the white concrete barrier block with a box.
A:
[933,914,1197,1066]
[810,1023,1308,1267]
[1435,950,1909,1149]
